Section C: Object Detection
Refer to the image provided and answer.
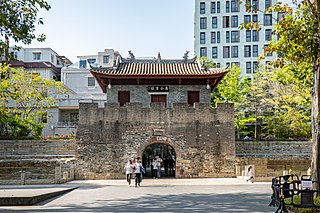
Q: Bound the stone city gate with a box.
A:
[75,102,236,179]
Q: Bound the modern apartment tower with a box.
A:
[194,0,278,76]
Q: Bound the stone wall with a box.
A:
[0,140,75,184]
[76,102,235,179]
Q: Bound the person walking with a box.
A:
[152,159,158,179]
[247,165,254,183]
[134,157,142,187]
[124,159,134,187]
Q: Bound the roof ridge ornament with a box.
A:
[128,50,135,61]
[157,52,161,62]
[183,51,189,60]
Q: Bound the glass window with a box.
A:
[212,17,218,28]
[246,62,252,74]
[253,45,259,57]
[264,14,272,26]
[231,15,238,27]
[200,17,207,29]
[211,2,216,13]
[217,1,220,13]
[33,53,41,60]
[265,29,272,41]
[87,58,96,64]
[244,45,251,57]
[226,31,230,43]
[253,61,259,73]
[200,2,206,14]
[212,47,218,58]
[232,62,240,67]
[252,14,258,23]
[217,63,221,68]
[79,60,87,68]
[252,0,259,10]
[265,0,272,9]
[223,46,230,58]
[231,31,239,43]
[200,32,206,44]
[103,55,109,63]
[226,1,230,12]
[252,30,259,41]
[200,47,207,57]
[246,30,251,42]
[88,77,95,87]
[264,45,273,56]
[211,32,216,43]
[231,46,238,58]
[223,16,230,28]
[217,31,220,43]
[231,0,239,12]
[246,0,251,10]
[244,15,251,24]
[51,54,54,63]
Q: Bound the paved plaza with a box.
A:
[0,178,276,213]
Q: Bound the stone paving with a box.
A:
[0,178,277,213]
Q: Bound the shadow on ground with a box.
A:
[6,192,275,212]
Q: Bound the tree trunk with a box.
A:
[311,63,320,190]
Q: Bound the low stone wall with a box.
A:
[0,140,75,185]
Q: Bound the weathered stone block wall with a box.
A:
[76,102,235,179]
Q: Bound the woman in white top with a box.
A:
[124,159,133,186]
[134,157,142,187]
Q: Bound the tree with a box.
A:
[212,65,249,139]
[0,0,50,62]
[0,65,66,138]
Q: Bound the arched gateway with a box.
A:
[75,51,236,180]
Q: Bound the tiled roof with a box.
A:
[91,59,227,77]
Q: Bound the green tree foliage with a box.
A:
[0,0,50,62]
[0,65,66,139]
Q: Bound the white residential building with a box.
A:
[194,0,279,76]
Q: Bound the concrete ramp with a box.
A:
[0,187,77,206]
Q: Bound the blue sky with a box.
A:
[30,0,195,63]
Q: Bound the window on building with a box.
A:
[245,0,251,11]
[252,30,259,41]
[226,31,230,43]
[33,52,41,60]
[252,14,258,23]
[118,91,130,107]
[244,15,251,24]
[88,77,95,87]
[217,1,220,13]
[217,63,221,68]
[231,0,239,12]
[13,52,18,59]
[212,17,218,28]
[264,45,273,56]
[264,14,272,26]
[51,54,54,63]
[246,30,251,42]
[87,58,96,65]
[217,31,221,43]
[200,2,206,14]
[278,12,285,22]
[211,32,216,43]
[223,16,230,28]
[244,45,251,57]
[265,0,272,9]
[231,31,239,42]
[253,45,259,57]
[226,1,230,12]
[223,46,230,58]
[252,0,259,10]
[79,60,87,68]
[231,46,238,58]
[188,91,200,106]
[226,62,230,67]
[231,15,238,27]
[103,55,110,63]
[151,95,167,107]
[41,112,47,123]
[253,61,259,73]
[232,62,240,67]
[200,32,206,44]
[211,2,216,13]
[212,47,218,58]
[200,47,207,57]
[246,62,252,74]
[265,29,272,41]
[200,17,207,29]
